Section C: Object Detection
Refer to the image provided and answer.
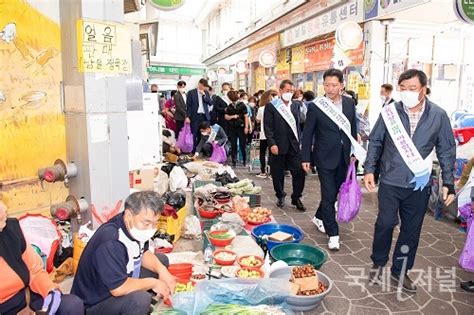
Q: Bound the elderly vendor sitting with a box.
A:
[0,201,84,314]
[72,191,175,314]
[195,121,229,158]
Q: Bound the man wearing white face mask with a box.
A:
[72,191,175,314]
[364,69,456,293]
[264,79,306,211]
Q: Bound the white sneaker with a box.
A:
[312,217,326,234]
[328,236,340,251]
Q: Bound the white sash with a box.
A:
[208,124,220,143]
[220,94,231,105]
[313,97,367,165]
[381,103,432,191]
[272,98,299,140]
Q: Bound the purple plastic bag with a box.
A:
[459,203,474,271]
[177,123,194,153]
[337,161,362,223]
[209,142,227,164]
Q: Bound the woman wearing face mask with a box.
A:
[226,91,249,167]
[256,90,277,178]
[0,201,84,315]
[163,90,177,132]
[247,96,258,142]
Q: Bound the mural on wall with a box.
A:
[0,0,68,216]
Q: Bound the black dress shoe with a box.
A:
[368,265,383,285]
[460,281,474,293]
[277,197,285,208]
[291,199,306,211]
[391,273,417,292]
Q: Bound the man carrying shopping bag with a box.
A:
[364,69,456,293]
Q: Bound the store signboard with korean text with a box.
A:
[76,19,131,74]
[304,38,336,72]
[281,0,363,48]
[364,0,429,20]
[147,65,205,76]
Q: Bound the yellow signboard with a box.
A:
[358,83,369,100]
[304,81,314,92]
[276,49,289,72]
[291,45,305,74]
[76,19,132,74]
[255,66,266,91]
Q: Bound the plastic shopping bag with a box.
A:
[169,166,188,191]
[209,142,227,164]
[177,123,194,153]
[459,201,474,272]
[172,278,293,315]
[337,161,362,223]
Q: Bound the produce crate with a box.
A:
[192,180,222,215]
[242,193,261,208]
[157,206,187,243]
[192,180,222,192]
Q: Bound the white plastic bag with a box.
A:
[154,170,169,195]
[169,166,188,191]
[183,215,202,239]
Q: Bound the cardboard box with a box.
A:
[129,167,155,190]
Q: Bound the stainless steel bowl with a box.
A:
[269,266,333,311]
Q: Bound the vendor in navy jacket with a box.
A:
[364,69,456,293]
[72,191,175,314]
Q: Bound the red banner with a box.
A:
[304,38,335,72]
[304,37,365,72]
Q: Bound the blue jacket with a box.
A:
[364,99,455,189]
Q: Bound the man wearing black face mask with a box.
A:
[72,191,175,314]
[264,79,305,211]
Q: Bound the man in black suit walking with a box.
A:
[264,79,306,211]
[185,78,213,151]
[174,80,187,136]
[301,69,358,251]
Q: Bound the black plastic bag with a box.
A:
[165,190,186,210]
[161,163,175,175]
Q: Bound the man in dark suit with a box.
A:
[301,69,358,251]
[213,82,232,133]
[185,78,213,151]
[375,83,396,183]
[173,80,187,136]
[264,79,306,211]
[381,83,395,107]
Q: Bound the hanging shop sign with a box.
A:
[76,19,132,74]
[291,45,305,74]
[364,0,429,21]
[248,34,280,63]
[259,50,277,68]
[304,38,336,72]
[149,0,185,11]
[147,65,205,75]
[235,60,248,74]
[454,0,474,25]
[281,0,362,48]
[335,21,363,50]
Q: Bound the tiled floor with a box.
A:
[236,168,474,315]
